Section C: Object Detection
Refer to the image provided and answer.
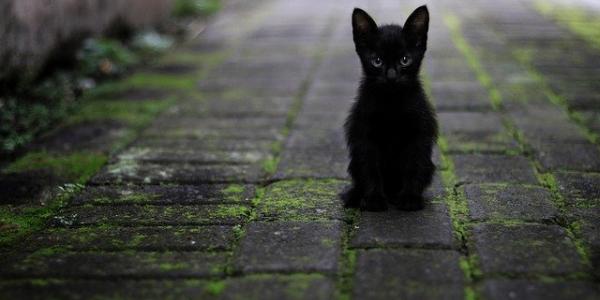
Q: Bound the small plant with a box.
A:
[77,38,138,79]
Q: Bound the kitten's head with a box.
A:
[352,6,429,85]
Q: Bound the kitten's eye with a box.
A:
[400,55,412,67]
[371,57,383,68]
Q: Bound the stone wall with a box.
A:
[0,0,173,83]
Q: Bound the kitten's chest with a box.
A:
[369,111,420,143]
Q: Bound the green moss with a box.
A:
[257,179,345,221]
[221,184,245,203]
[125,73,197,90]
[211,205,251,219]
[205,280,226,296]
[68,98,173,127]
[158,262,188,271]
[4,151,107,184]
[262,156,280,175]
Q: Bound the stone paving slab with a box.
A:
[257,179,345,221]
[0,274,336,300]
[234,221,342,274]
[2,0,600,298]
[51,204,249,227]
[16,226,235,252]
[470,223,586,275]
[91,162,265,184]
[352,249,464,300]
[479,279,600,300]
[0,251,228,279]
[452,154,538,185]
[351,203,455,249]
[438,112,519,154]
[464,184,559,222]
[71,184,255,205]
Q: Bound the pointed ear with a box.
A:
[352,8,378,48]
[403,5,429,48]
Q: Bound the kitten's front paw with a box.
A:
[361,197,388,211]
[393,195,425,211]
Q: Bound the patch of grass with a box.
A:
[4,151,107,184]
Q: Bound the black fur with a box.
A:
[342,6,437,211]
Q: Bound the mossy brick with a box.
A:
[234,221,342,274]
[257,179,345,221]
[452,154,538,184]
[274,150,348,180]
[531,142,600,172]
[0,279,212,300]
[352,249,464,300]
[0,274,335,300]
[142,125,284,140]
[509,106,589,144]
[90,162,265,184]
[116,147,268,165]
[554,171,600,208]
[429,81,492,112]
[29,120,129,154]
[470,223,586,275]
[71,184,255,205]
[351,203,455,249]
[133,137,274,151]
[150,115,287,130]
[0,251,227,278]
[219,274,336,300]
[50,204,249,226]
[190,96,294,116]
[305,81,356,99]
[438,112,519,154]
[17,226,235,252]
[147,64,198,75]
[104,88,172,102]
[197,77,300,97]
[0,170,64,205]
[464,184,559,222]
[480,279,600,300]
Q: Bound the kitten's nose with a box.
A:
[386,68,397,80]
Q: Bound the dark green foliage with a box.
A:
[77,39,138,79]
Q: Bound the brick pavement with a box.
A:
[0,0,598,299]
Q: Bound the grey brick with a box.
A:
[471,224,585,275]
[480,279,600,300]
[452,154,538,184]
[351,203,455,249]
[234,221,342,274]
[465,184,558,222]
[353,249,464,300]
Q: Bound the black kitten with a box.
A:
[342,6,437,211]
